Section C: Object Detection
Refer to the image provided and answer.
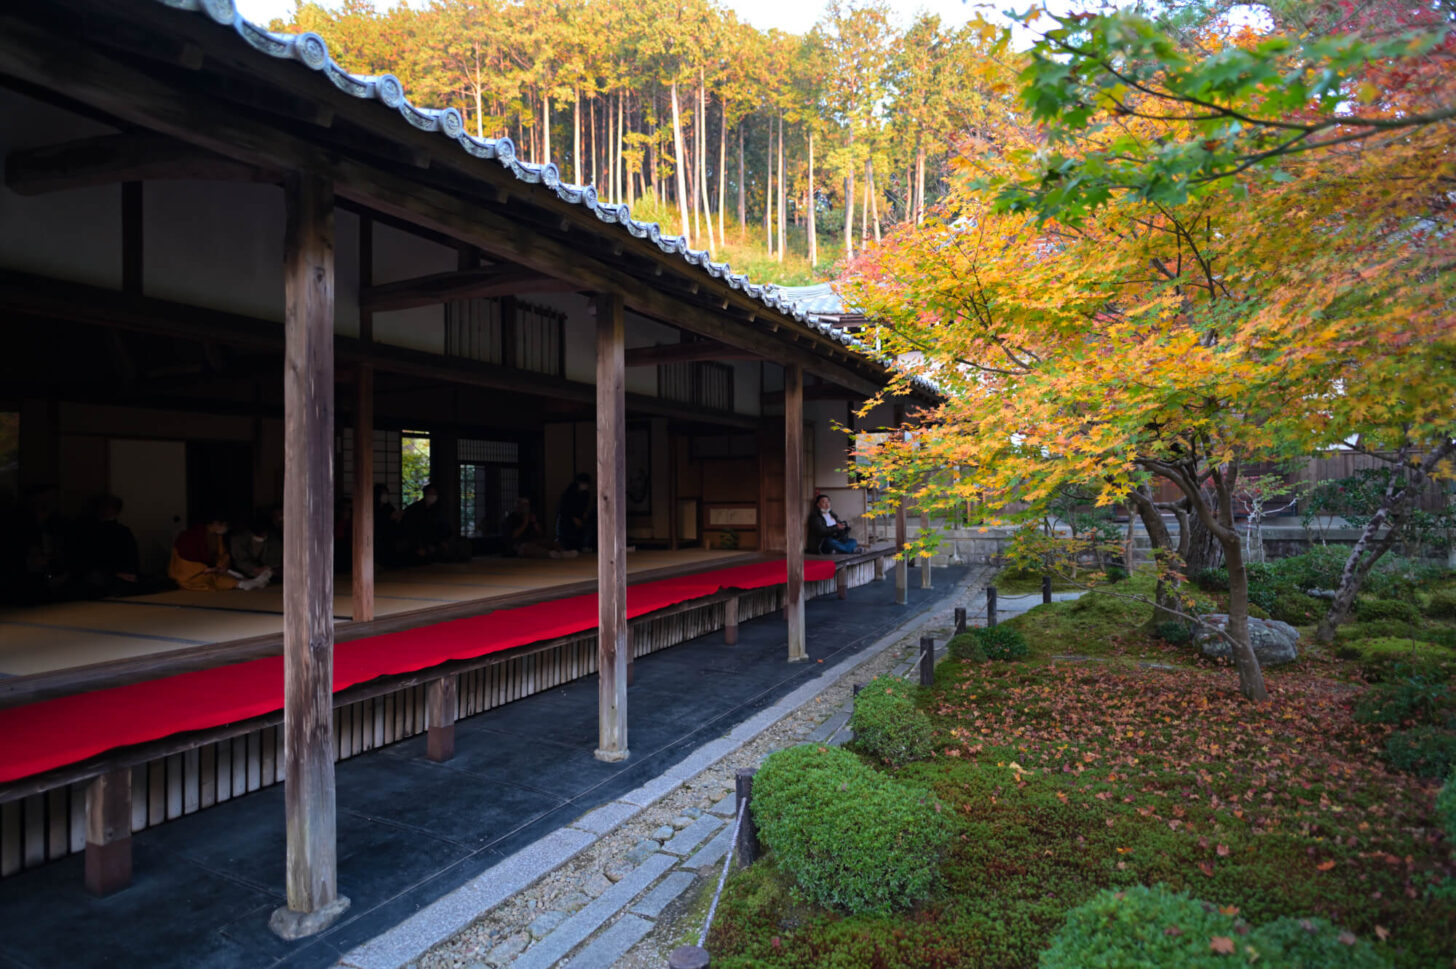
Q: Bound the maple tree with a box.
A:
[843,2,1456,695]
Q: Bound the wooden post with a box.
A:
[919,636,935,686]
[894,405,907,606]
[954,606,967,636]
[1043,575,1053,604]
[84,769,132,896]
[594,292,629,762]
[835,567,848,600]
[987,586,998,627]
[724,595,740,645]
[735,767,759,866]
[353,216,374,622]
[784,363,807,662]
[270,172,349,940]
[873,553,886,581]
[920,512,932,589]
[352,365,374,622]
[426,675,457,763]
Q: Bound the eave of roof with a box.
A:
[144,0,934,396]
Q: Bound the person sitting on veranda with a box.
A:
[227,514,278,586]
[807,493,858,555]
[70,494,143,598]
[502,497,577,559]
[169,514,270,592]
[555,473,594,552]
[402,483,470,563]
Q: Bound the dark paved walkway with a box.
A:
[0,568,969,969]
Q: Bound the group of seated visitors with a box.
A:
[501,497,578,559]
[373,482,472,567]
[0,486,151,604]
[168,513,278,592]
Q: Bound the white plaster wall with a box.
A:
[624,313,677,397]
[733,360,761,415]
[0,90,122,289]
[334,208,361,337]
[145,181,285,321]
[373,307,444,353]
[369,222,454,353]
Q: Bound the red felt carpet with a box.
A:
[0,559,836,784]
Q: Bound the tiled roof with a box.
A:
[151,0,931,393]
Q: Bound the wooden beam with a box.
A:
[594,291,629,762]
[785,363,807,662]
[271,172,348,940]
[0,16,884,396]
[360,266,576,312]
[624,341,759,368]
[84,768,131,896]
[5,133,274,195]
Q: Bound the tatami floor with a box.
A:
[0,550,748,677]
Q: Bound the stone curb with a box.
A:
[336,580,972,969]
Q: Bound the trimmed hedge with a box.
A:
[1357,598,1421,624]
[948,625,1029,662]
[1425,589,1456,620]
[1352,677,1450,726]
[850,676,935,766]
[1337,637,1455,679]
[1040,885,1391,969]
[751,744,952,915]
[1384,726,1456,779]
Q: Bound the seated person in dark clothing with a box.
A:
[70,494,143,598]
[503,497,576,559]
[402,482,470,563]
[555,473,594,552]
[228,514,278,585]
[373,483,407,566]
[2,484,70,604]
[807,493,858,554]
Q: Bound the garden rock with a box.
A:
[1307,588,1337,600]
[1196,615,1299,666]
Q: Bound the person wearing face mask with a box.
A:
[807,493,858,554]
[555,473,595,552]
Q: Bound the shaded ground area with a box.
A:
[0,567,968,969]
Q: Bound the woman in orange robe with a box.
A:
[167,517,239,592]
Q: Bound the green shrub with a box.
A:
[1252,547,1348,593]
[1352,676,1451,726]
[1250,916,1393,969]
[1155,621,1193,646]
[1384,726,1456,779]
[946,630,988,662]
[948,625,1028,661]
[1194,567,1229,592]
[1337,637,1455,679]
[751,744,952,915]
[1425,589,1456,620]
[850,676,935,766]
[1357,598,1421,623]
[1437,772,1456,843]
[1040,886,1391,969]
[1268,591,1325,625]
[1335,620,1423,643]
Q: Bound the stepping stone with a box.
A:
[626,839,660,865]
[707,794,736,818]
[630,871,698,919]
[528,911,567,940]
[683,823,735,870]
[560,914,653,969]
[510,853,676,969]
[663,816,723,856]
[651,825,675,841]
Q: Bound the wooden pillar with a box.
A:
[352,366,374,621]
[724,595,740,645]
[594,292,629,762]
[835,567,848,600]
[426,675,457,763]
[84,769,132,896]
[784,363,807,661]
[352,217,375,622]
[270,172,349,940]
[894,405,908,606]
[920,511,932,589]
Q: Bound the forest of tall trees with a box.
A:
[273,0,1003,280]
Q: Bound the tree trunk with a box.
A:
[1317,439,1456,642]
[616,92,626,204]
[572,87,581,184]
[670,83,691,243]
[843,139,855,262]
[915,144,925,223]
[764,118,774,255]
[589,97,597,190]
[717,97,727,247]
[868,160,881,243]
[1129,485,1179,625]
[806,128,816,266]
[474,85,484,140]
[737,122,746,235]
[861,158,871,246]
[698,79,715,253]
[776,113,786,262]
[542,94,551,164]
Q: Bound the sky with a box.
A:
[232,0,993,34]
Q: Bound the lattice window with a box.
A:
[658,361,735,412]
[458,439,519,464]
[445,298,504,364]
[337,428,402,502]
[458,438,521,538]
